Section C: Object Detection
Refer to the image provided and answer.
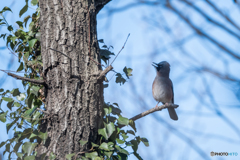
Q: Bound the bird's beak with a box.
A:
[152,62,158,68]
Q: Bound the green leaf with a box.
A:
[14,102,21,107]
[2,97,13,102]
[129,120,136,132]
[7,101,14,110]
[24,155,35,160]
[7,25,13,31]
[91,142,99,148]
[0,141,6,148]
[22,142,37,156]
[38,132,48,144]
[7,119,17,133]
[16,21,24,28]
[118,116,129,126]
[115,73,126,85]
[19,4,28,17]
[126,130,135,135]
[103,151,113,159]
[98,39,104,43]
[123,67,133,79]
[16,152,24,159]
[49,152,56,160]
[111,106,121,115]
[130,140,138,152]
[116,138,124,144]
[31,0,38,6]
[99,142,109,151]
[11,88,20,96]
[0,6,12,13]
[98,128,108,140]
[14,142,22,152]
[65,153,75,160]
[85,152,98,160]
[115,145,129,155]
[106,122,115,138]
[24,15,31,27]
[16,93,26,101]
[29,39,37,48]
[141,137,149,147]
[133,152,143,160]
[79,140,88,146]
[35,32,41,41]
[0,88,4,92]
[17,62,24,72]
[30,86,40,96]
[94,157,101,160]
[121,133,129,141]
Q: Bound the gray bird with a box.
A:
[152,61,178,121]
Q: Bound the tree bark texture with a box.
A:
[37,0,104,159]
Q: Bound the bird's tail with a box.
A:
[167,108,178,120]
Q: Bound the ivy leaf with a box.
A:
[98,128,108,140]
[99,142,109,151]
[115,73,126,85]
[116,138,124,144]
[16,93,26,101]
[104,151,113,159]
[85,151,98,160]
[28,39,38,48]
[30,86,40,96]
[79,140,88,146]
[2,97,13,102]
[0,6,12,13]
[24,155,35,160]
[0,141,6,148]
[0,88,4,92]
[16,152,24,159]
[16,21,23,28]
[91,142,99,148]
[140,137,149,147]
[38,132,48,144]
[19,4,28,18]
[123,67,133,79]
[22,142,37,156]
[117,116,129,126]
[115,145,129,155]
[17,62,24,72]
[65,153,75,160]
[130,140,138,152]
[106,122,115,138]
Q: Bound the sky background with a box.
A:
[0,0,240,160]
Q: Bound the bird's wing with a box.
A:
[171,80,174,104]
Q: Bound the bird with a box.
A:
[152,61,178,120]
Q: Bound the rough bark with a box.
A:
[37,0,105,159]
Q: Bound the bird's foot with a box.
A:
[155,104,159,108]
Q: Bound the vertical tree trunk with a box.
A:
[37,0,104,159]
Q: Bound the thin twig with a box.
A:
[7,72,45,85]
[119,103,179,128]
[110,34,130,66]
[37,108,50,114]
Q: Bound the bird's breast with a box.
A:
[152,77,172,103]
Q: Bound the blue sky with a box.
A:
[1,0,240,160]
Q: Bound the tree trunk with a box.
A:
[37,0,105,159]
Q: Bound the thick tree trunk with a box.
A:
[37,0,106,159]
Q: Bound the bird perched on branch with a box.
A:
[152,61,178,120]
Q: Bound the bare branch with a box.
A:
[182,0,240,40]
[37,108,50,114]
[7,72,45,85]
[165,2,240,60]
[97,65,113,80]
[130,103,179,122]
[110,33,130,65]
[206,0,240,31]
